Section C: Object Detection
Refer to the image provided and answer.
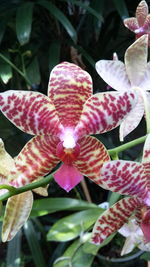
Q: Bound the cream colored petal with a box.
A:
[2,191,33,242]
[33,185,48,196]
[125,35,148,86]
[0,139,16,178]
[121,236,136,255]
[139,62,150,90]
[119,93,144,141]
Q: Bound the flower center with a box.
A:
[56,141,80,165]
[59,128,77,149]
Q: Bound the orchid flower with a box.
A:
[118,218,150,255]
[91,134,150,245]
[96,34,150,141]
[0,138,48,242]
[0,62,136,194]
[124,1,150,46]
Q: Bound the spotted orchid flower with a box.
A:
[124,1,150,46]
[91,134,150,245]
[96,35,150,141]
[0,138,48,242]
[0,62,136,193]
[118,218,150,255]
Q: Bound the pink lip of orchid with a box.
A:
[0,62,137,193]
[96,34,150,141]
[91,133,150,245]
[124,1,150,46]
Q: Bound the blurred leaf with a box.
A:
[30,197,97,217]
[24,220,46,267]
[71,245,94,267]
[83,233,116,255]
[47,208,103,242]
[108,192,121,206]
[62,0,103,21]
[6,230,22,267]
[38,0,77,43]
[0,51,12,84]
[112,0,129,20]
[26,56,41,85]
[16,2,34,45]
[73,45,95,67]
[49,41,61,71]
[140,252,150,260]
[0,20,6,43]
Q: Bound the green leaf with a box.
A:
[112,0,129,20]
[6,230,22,267]
[38,0,77,43]
[30,197,97,217]
[71,245,94,267]
[83,233,116,255]
[108,192,121,206]
[24,220,46,267]
[73,45,95,67]
[140,252,150,260]
[26,56,41,85]
[47,208,103,242]
[16,2,34,45]
[0,51,12,84]
[49,41,61,71]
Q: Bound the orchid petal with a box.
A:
[125,35,148,86]
[95,60,130,91]
[13,135,60,187]
[143,14,150,29]
[142,134,150,190]
[136,0,148,27]
[0,90,63,136]
[139,62,150,90]
[124,17,139,32]
[91,197,139,245]
[100,160,148,198]
[32,186,48,196]
[2,191,33,242]
[141,209,150,242]
[48,62,92,128]
[75,90,137,137]
[119,93,144,141]
[74,135,110,189]
[54,163,83,192]
[120,236,136,255]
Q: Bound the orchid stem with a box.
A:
[0,173,54,201]
[81,179,92,203]
[108,134,147,156]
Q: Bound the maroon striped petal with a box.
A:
[96,60,130,91]
[142,134,150,190]
[0,90,63,136]
[13,135,60,187]
[136,0,148,26]
[100,160,148,198]
[143,14,150,30]
[48,62,92,128]
[91,197,140,245]
[125,35,148,86]
[74,135,110,188]
[124,17,139,32]
[75,90,137,137]
[119,93,144,141]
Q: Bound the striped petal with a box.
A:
[124,17,139,32]
[91,197,139,245]
[142,134,150,190]
[143,14,150,30]
[75,90,137,137]
[95,60,130,91]
[74,135,110,188]
[125,35,148,86]
[100,160,148,198]
[0,90,63,136]
[141,209,150,242]
[136,0,148,26]
[48,62,92,128]
[119,93,144,141]
[2,191,33,242]
[13,135,60,187]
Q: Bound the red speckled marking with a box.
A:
[0,91,63,136]
[91,197,140,244]
[13,135,60,187]
[75,91,136,137]
[48,62,92,127]
[74,135,110,187]
[100,160,148,198]
[142,134,150,190]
